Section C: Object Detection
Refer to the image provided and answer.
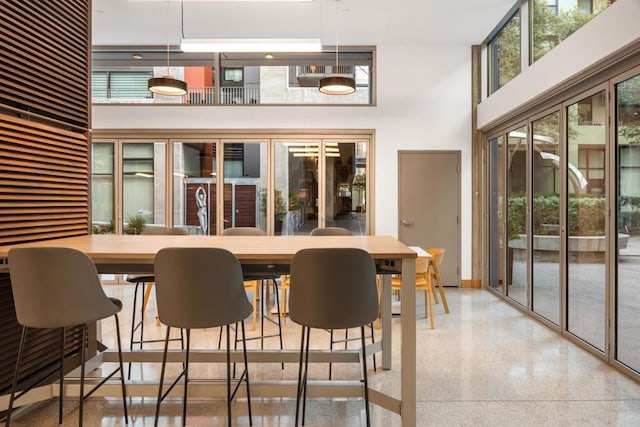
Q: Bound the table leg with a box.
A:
[381,274,392,370]
[400,257,416,426]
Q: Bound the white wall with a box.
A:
[478,0,640,129]
[92,43,475,278]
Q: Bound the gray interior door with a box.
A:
[398,151,460,286]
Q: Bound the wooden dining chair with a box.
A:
[425,248,450,314]
[391,253,436,328]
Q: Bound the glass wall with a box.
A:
[324,141,367,235]
[273,141,320,235]
[531,111,561,325]
[615,71,640,372]
[121,142,166,233]
[91,142,114,234]
[506,126,529,307]
[488,135,506,294]
[92,135,370,237]
[222,141,268,232]
[173,141,217,235]
[566,91,607,351]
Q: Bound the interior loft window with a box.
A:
[489,9,521,93]
[531,0,612,63]
[91,48,374,105]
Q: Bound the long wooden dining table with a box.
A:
[0,234,418,426]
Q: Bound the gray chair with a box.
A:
[309,227,377,378]
[289,248,379,427]
[126,227,187,378]
[153,247,253,427]
[7,247,128,427]
[221,227,284,365]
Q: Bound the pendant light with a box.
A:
[148,0,188,96]
[319,0,355,95]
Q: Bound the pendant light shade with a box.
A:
[320,0,355,96]
[148,0,188,97]
[148,76,188,96]
[319,75,355,95]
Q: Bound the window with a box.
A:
[489,10,521,93]
[92,70,153,100]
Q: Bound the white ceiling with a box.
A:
[92,0,516,48]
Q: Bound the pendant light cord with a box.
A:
[165,0,170,75]
[334,0,339,73]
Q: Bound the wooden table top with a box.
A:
[0,234,416,263]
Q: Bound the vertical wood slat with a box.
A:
[0,0,91,399]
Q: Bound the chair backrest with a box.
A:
[426,248,445,266]
[289,248,378,329]
[141,227,188,236]
[154,247,252,329]
[222,227,266,236]
[8,247,120,328]
[309,227,352,236]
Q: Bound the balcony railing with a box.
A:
[93,86,260,105]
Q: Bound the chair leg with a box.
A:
[154,326,171,427]
[79,324,87,427]
[226,324,232,427]
[427,285,435,330]
[369,323,377,372]
[295,326,307,427]
[434,266,450,313]
[6,326,28,427]
[183,329,191,426]
[328,329,334,380]
[114,314,129,424]
[59,327,65,424]
[301,327,311,426]
[272,279,285,369]
[360,326,371,427]
[240,321,253,426]
[128,282,140,379]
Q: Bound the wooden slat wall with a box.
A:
[0,0,89,129]
[0,114,89,245]
[0,0,91,400]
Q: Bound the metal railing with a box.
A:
[219,87,260,104]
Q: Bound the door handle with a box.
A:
[402,220,413,227]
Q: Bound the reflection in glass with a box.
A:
[532,112,561,325]
[531,0,612,63]
[616,73,640,372]
[91,143,114,234]
[274,142,319,235]
[122,142,166,233]
[489,136,505,294]
[506,126,528,307]
[567,91,606,351]
[222,142,268,232]
[173,142,217,235]
[324,142,367,235]
[489,10,520,93]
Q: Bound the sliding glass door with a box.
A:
[615,70,640,372]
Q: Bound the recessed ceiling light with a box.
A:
[265,54,274,59]
[132,53,143,60]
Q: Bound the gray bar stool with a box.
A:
[289,248,379,427]
[309,227,377,378]
[6,247,128,427]
[221,227,284,367]
[153,247,253,427]
[126,227,187,379]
